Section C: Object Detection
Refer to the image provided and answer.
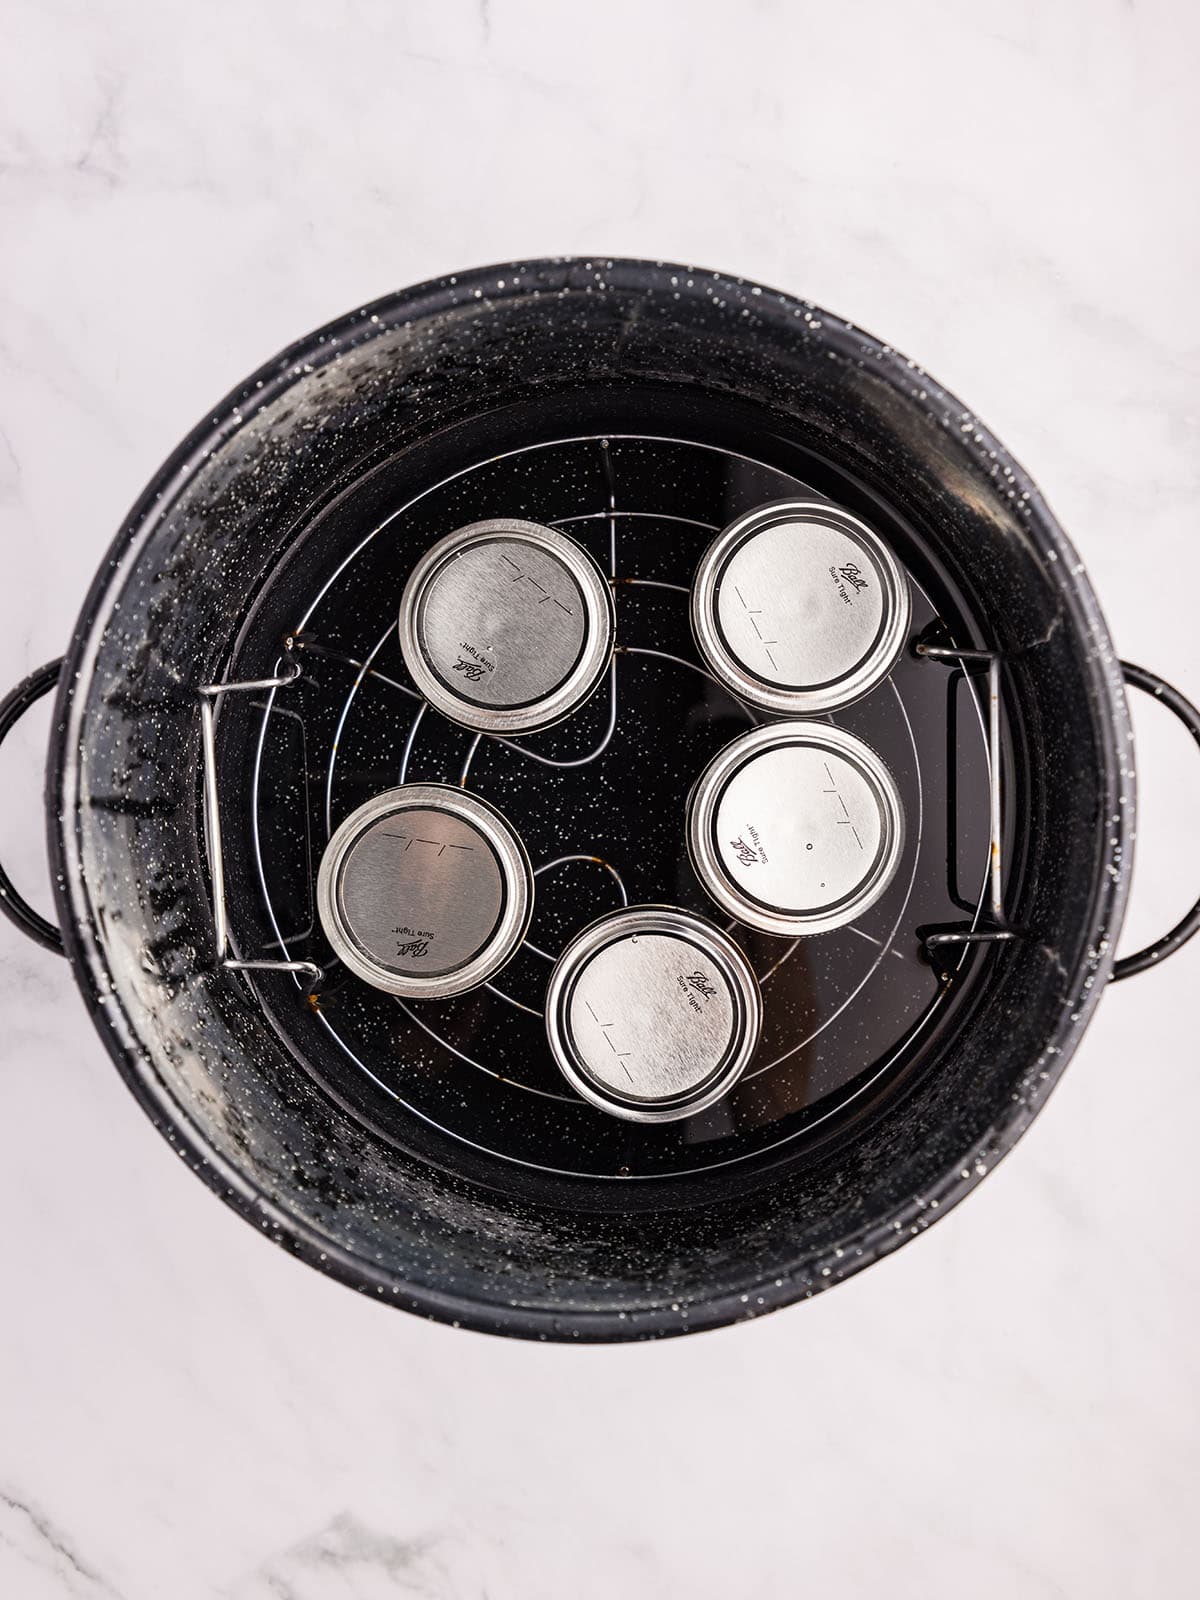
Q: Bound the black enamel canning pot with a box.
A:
[3,258,1198,1342]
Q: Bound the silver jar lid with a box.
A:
[545,906,762,1123]
[690,499,911,714]
[398,519,615,734]
[686,723,904,937]
[316,784,533,998]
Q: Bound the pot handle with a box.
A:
[0,657,65,956]
[1111,661,1200,981]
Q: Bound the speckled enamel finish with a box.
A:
[45,258,1133,1341]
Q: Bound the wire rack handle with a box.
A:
[199,659,324,990]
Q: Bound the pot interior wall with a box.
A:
[53,262,1127,1336]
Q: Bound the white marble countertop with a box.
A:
[2,3,1198,1595]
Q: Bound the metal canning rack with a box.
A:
[195,434,1019,1170]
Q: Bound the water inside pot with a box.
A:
[235,391,1002,1187]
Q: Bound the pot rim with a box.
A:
[45,256,1134,1341]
